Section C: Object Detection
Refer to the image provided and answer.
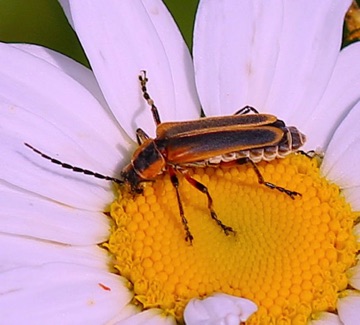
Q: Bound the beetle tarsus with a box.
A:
[185,231,194,244]
[211,211,236,236]
[264,181,301,199]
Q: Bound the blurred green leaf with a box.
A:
[0,0,198,65]
[0,0,87,64]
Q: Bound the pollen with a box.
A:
[105,154,359,324]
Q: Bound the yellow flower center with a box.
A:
[105,154,358,324]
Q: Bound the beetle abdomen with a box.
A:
[182,126,306,167]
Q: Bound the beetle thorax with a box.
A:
[130,139,166,180]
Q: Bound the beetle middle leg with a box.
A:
[234,105,259,115]
[179,169,235,236]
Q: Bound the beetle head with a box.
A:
[121,139,166,193]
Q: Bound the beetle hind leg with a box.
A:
[245,158,301,199]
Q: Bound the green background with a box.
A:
[0,0,199,66]
[0,0,357,66]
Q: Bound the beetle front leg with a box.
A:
[136,128,150,145]
[180,170,235,236]
[168,167,194,243]
[139,71,161,126]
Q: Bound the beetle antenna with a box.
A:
[24,143,124,185]
[139,70,161,125]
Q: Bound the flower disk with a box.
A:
[106,154,358,324]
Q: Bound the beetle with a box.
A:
[25,71,306,243]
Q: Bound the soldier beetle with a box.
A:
[25,71,306,243]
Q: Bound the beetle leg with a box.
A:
[298,150,315,158]
[234,105,259,115]
[298,149,324,160]
[180,170,235,236]
[237,158,301,199]
[136,128,150,145]
[297,150,324,168]
[139,71,161,125]
[168,167,194,243]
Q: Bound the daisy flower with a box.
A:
[1,0,360,324]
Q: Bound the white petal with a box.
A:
[194,0,283,116]
[0,122,114,210]
[0,234,108,272]
[302,42,360,151]
[265,0,351,121]
[347,261,360,290]
[10,43,120,122]
[194,0,351,119]
[115,309,176,325]
[0,43,130,210]
[0,42,130,170]
[106,305,139,324]
[0,188,108,245]
[58,0,74,27]
[0,264,132,325]
[354,224,360,243]
[309,312,343,325]
[184,293,257,325]
[141,0,200,122]
[337,290,360,325]
[321,100,360,210]
[67,0,200,140]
